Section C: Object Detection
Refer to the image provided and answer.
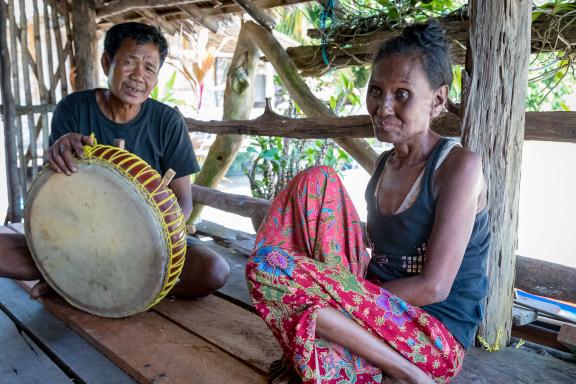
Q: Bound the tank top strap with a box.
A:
[421,137,453,202]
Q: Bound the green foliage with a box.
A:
[150,71,185,106]
[243,136,352,199]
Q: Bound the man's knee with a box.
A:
[174,244,230,297]
[193,247,230,290]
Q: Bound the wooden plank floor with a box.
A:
[2,224,576,383]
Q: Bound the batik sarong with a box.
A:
[246,166,465,383]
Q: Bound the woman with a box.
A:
[246,21,489,384]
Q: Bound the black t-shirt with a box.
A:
[49,89,200,177]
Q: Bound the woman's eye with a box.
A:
[396,90,409,101]
[369,86,381,97]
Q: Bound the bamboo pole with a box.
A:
[33,0,50,159]
[0,0,24,222]
[242,21,378,173]
[7,0,26,192]
[43,0,55,104]
[19,0,39,177]
[51,0,68,96]
[189,22,259,224]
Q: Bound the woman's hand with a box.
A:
[48,133,94,175]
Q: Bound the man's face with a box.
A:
[101,38,161,106]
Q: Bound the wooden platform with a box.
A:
[1,224,575,383]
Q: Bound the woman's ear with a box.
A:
[430,84,449,119]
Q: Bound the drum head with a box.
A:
[25,162,169,317]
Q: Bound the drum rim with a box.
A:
[25,160,171,318]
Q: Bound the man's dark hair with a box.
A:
[373,21,452,89]
[104,22,168,66]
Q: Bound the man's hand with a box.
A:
[48,133,94,175]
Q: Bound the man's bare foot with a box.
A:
[30,280,53,299]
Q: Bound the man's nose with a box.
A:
[130,63,145,81]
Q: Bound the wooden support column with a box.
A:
[72,0,98,90]
[243,21,377,173]
[461,1,531,349]
[0,0,24,222]
[189,22,259,224]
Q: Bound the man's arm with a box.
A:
[168,175,192,222]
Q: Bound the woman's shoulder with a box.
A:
[434,145,484,197]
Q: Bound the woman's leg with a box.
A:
[246,166,463,383]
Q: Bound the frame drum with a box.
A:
[24,144,186,317]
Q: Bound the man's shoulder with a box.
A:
[146,98,180,116]
[57,89,96,109]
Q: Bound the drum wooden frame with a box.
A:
[25,143,187,318]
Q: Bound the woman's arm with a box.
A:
[380,150,485,307]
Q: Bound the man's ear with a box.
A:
[101,52,111,76]
[430,84,449,119]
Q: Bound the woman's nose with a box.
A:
[376,95,394,117]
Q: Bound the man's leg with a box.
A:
[0,233,40,280]
[170,237,230,297]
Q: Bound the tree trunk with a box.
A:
[189,22,259,224]
[72,0,98,90]
[461,1,531,349]
[243,21,378,173]
[0,0,24,222]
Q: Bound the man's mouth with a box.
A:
[123,84,143,94]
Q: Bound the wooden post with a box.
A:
[7,0,26,191]
[0,0,24,222]
[188,22,259,224]
[461,1,531,349]
[72,0,98,90]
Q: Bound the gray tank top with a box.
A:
[365,138,490,348]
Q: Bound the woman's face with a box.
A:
[366,54,447,144]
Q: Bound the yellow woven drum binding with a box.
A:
[25,138,187,317]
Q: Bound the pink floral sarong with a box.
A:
[246,166,464,383]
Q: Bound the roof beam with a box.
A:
[178,4,220,34]
[232,0,276,30]
[96,0,201,19]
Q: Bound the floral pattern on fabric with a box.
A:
[246,166,465,384]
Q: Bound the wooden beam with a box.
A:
[185,111,576,143]
[178,3,219,34]
[200,0,311,16]
[558,324,576,353]
[96,0,200,19]
[462,1,532,349]
[232,0,276,30]
[191,185,271,229]
[137,9,180,35]
[515,255,576,303]
[290,11,576,76]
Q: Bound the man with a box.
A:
[0,22,229,298]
